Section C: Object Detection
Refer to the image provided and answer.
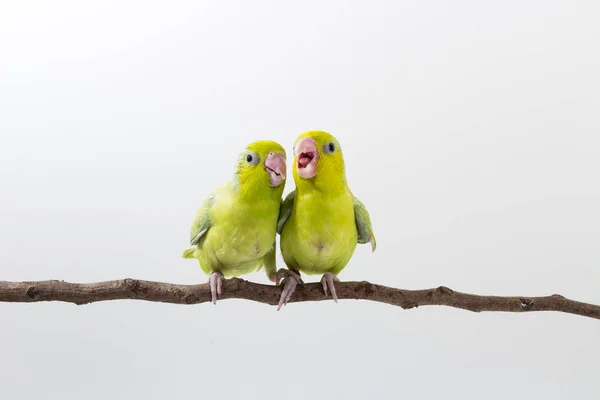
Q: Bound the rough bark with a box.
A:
[0,278,598,320]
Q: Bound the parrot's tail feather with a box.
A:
[182,248,197,259]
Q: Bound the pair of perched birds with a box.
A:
[182,130,376,309]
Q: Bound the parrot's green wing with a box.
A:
[189,193,216,246]
[353,195,376,251]
[276,190,296,235]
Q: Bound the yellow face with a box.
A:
[236,140,287,188]
[293,130,345,182]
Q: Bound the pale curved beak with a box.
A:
[264,152,286,187]
[294,137,318,179]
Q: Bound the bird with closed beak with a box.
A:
[183,140,287,304]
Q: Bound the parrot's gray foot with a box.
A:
[321,272,340,302]
[208,271,223,305]
[276,269,303,311]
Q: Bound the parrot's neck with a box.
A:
[293,173,348,196]
[232,174,283,203]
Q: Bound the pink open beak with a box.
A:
[295,137,318,179]
[264,152,286,187]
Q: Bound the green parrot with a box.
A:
[182,140,287,304]
[276,130,376,310]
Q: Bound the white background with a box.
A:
[1,1,599,399]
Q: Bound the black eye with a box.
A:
[245,152,259,165]
[323,142,335,154]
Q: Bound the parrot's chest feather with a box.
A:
[285,190,358,273]
[210,194,278,264]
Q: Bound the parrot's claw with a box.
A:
[276,269,302,311]
[321,272,340,302]
[208,271,223,305]
[275,268,303,286]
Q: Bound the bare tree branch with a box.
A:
[1,278,598,320]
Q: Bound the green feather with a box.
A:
[262,240,277,280]
[189,192,215,246]
[353,195,376,251]
[277,190,295,234]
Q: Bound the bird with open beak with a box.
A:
[276,130,376,310]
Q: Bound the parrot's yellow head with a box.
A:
[293,130,346,191]
[235,140,287,192]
